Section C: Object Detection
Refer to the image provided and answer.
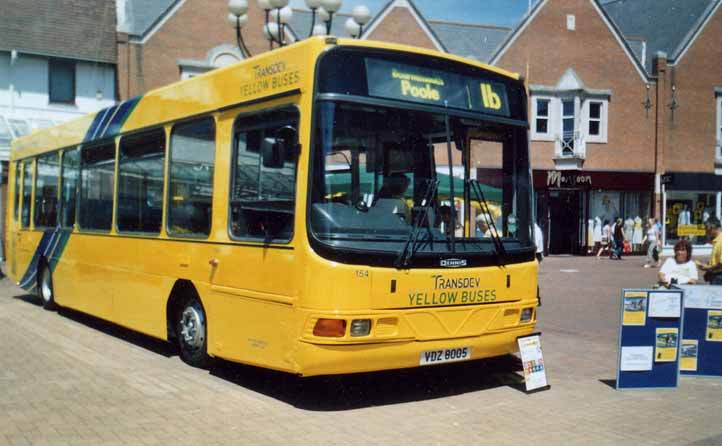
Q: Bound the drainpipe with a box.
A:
[9,49,18,114]
[653,51,668,222]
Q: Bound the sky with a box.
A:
[288,0,541,27]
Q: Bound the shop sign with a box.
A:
[546,170,592,188]
[661,174,674,185]
[677,224,706,237]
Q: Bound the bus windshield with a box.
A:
[309,100,533,263]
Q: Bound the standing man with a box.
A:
[696,217,722,284]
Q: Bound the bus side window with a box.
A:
[117,128,165,234]
[60,148,80,228]
[21,160,33,228]
[13,161,21,222]
[79,142,116,231]
[230,107,299,242]
[168,117,215,237]
[34,152,60,228]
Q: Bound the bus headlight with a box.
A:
[520,308,534,323]
[350,319,371,337]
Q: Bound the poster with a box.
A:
[680,339,698,372]
[655,328,679,362]
[517,334,548,391]
[681,285,722,309]
[619,346,653,371]
[623,293,647,326]
[648,292,682,318]
[707,310,722,342]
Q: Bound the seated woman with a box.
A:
[658,239,698,286]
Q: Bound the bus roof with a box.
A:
[10,36,520,161]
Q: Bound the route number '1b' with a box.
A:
[480,83,501,110]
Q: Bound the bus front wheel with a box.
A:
[38,265,56,310]
[176,298,211,368]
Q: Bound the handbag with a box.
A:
[652,245,660,262]
[623,240,631,253]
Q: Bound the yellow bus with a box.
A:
[6,36,538,376]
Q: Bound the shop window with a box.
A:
[79,142,116,231]
[34,152,60,228]
[230,107,299,242]
[117,129,165,234]
[531,97,553,141]
[665,192,716,246]
[168,117,215,237]
[49,59,75,104]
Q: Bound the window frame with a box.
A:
[78,140,118,233]
[33,150,61,229]
[116,127,167,235]
[20,159,35,229]
[13,161,21,221]
[60,147,81,229]
[228,104,300,244]
[559,97,578,156]
[166,116,217,239]
[531,96,554,141]
[48,58,76,105]
[585,99,608,144]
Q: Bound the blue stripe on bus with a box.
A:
[102,96,141,139]
[83,109,110,142]
[18,229,72,292]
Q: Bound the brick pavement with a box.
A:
[1,256,721,446]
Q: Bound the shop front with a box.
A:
[534,170,655,255]
[662,172,722,255]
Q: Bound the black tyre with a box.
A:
[37,264,57,310]
[176,297,211,368]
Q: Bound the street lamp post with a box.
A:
[228,0,252,57]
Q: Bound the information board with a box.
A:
[676,285,722,378]
[616,289,684,389]
[517,333,549,392]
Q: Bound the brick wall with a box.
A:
[365,7,438,50]
[496,0,656,173]
[664,6,722,173]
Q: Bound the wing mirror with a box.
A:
[261,125,298,168]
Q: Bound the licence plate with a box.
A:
[419,347,471,365]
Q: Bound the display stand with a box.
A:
[616,289,684,390]
[675,285,722,378]
[517,333,550,393]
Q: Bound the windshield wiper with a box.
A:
[468,178,507,265]
[394,179,439,269]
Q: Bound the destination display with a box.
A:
[365,58,511,117]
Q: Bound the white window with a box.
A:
[560,98,577,156]
[531,97,554,141]
[585,99,608,144]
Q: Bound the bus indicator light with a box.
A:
[520,308,534,323]
[313,319,347,337]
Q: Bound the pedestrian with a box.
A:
[696,217,722,284]
[534,222,544,262]
[612,217,625,260]
[658,239,698,286]
[596,219,611,259]
[642,217,661,268]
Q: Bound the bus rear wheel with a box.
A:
[176,298,211,368]
[38,265,56,310]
